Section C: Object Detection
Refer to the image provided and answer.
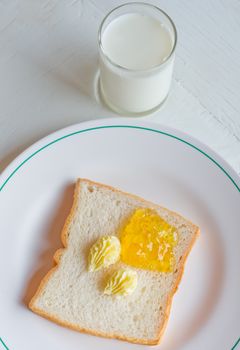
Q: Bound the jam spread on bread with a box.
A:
[121,208,178,272]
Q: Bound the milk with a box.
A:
[99,12,175,115]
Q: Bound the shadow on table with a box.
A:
[22,182,75,306]
[0,147,26,174]
[0,135,46,174]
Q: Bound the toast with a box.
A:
[29,179,199,345]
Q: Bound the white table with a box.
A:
[0,0,240,175]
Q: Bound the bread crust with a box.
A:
[29,178,199,345]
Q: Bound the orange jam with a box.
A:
[120,208,178,273]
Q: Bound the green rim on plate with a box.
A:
[0,338,9,350]
[0,125,239,350]
[0,125,239,192]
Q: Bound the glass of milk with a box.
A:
[98,3,177,116]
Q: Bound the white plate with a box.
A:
[0,118,239,350]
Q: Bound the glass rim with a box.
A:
[98,2,177,73]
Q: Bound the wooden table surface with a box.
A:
[0,0,240,176]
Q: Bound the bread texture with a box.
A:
[29,179,199,345]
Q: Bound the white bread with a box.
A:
[29,179,199,345]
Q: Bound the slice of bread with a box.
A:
[29,179,199,345]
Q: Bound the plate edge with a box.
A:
[0,124,239,193]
